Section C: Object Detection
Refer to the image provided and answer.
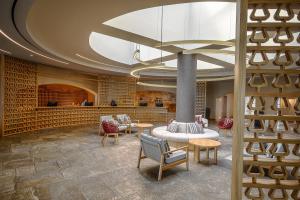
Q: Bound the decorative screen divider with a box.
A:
[98,75,136,106]
[195,81,206,116]
[243,1,300,199]
[2,56,37,136]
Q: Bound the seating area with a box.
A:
[0,1,299,199]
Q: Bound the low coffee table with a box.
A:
[135,123,154,138]
[189,139,221,164]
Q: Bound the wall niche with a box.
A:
[38,84,95,107]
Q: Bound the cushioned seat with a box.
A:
[152,126,219,143]
[165,150,187,164]
[116,114,139,133]
[138,133,189,181]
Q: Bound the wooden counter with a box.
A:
[20,106,174,133]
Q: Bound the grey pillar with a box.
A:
[176,53,197,122]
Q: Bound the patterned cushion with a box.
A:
[117,114,131,124]
[187,123,204,134]
[177,123,187,133]
[102,120,119,133]
[168,118,175,125]
[167,122,178,133]
[195,115,203,124]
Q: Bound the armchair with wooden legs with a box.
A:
[137,134,189,181]
[101,120,119,146]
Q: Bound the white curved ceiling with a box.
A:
[0,0,239,78]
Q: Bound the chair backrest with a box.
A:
[140,134,168,162]
[100,115,114,122]
[116,114,128,124]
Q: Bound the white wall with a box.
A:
[206,80,234,119]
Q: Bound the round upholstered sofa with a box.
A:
[152,125,219,150]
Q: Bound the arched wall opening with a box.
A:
[38,84,96,107]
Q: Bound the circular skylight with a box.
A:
[89,2,236,69]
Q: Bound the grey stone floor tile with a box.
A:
[0,124,243,200]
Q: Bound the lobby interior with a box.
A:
[0,0,299,200]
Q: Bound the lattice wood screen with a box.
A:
[195,81,206,116]
[98,75,136,106]
[243,1,300,199]
[3,56,37,136]
[1,56,170,136]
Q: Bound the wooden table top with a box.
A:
[136,123,154,128]
[189,139,221,148]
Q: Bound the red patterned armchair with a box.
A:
[217,118,233,136]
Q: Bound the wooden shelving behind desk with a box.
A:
[35,106,170,131]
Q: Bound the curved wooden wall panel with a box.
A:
[0,56,171,136]
[244,1,300,199]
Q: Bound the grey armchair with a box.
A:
[116,114,139,134]
[137,134,189,181]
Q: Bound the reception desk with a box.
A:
[35,106,173,131]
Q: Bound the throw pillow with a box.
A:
[195,115,203,124]
[167,122,178,133]
[187,123,204,134]
[125,115,132,124]
[102,120,119,133]
[168,118,175,125]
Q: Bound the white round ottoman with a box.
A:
[152,126,219,150]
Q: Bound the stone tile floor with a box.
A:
[0,125,233,200]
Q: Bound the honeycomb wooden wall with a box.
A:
[0,57,170,136]
[2,56,37,136]
[98,75,136,106]
[243,1,300,199]
[195,82,206,116]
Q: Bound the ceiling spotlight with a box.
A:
[30,54,34,57]
[0,29,69,64]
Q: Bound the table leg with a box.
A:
[206,148,209,162]
[194,146,200,162]
[214,147,218,164]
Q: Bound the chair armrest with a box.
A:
[163,146,188,155]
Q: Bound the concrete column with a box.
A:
[176,53,197,122]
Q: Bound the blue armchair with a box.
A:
[137,134,189,181]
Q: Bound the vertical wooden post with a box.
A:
[232,0,247,199]
[0,54,5,137]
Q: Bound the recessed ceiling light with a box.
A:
[0,29,69,64]
[0,48,12,55]
[30,54,34,57]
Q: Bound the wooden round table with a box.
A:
[189,139,221,164]
[135,123,154,138]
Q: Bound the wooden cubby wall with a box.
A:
[2,56,37,136]
[98,75,136,106]
[0,56,172,136]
